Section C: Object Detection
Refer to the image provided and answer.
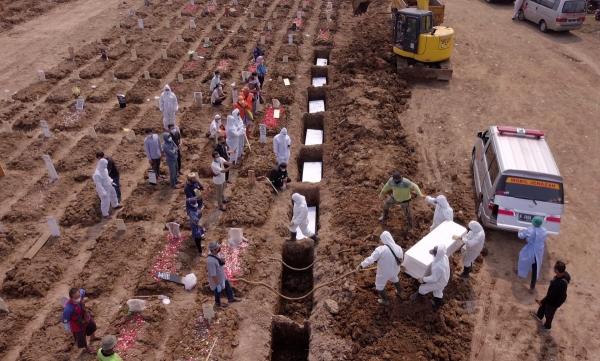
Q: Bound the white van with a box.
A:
[518,0,587,32]
[471,126,564,235]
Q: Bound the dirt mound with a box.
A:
[80,59,113,79]
[148,58,178,79]
[96,104,141,133]
[12,103,62,131]
[238,142,279,181]
[119,182,160,222]
[219,178,273,227]
[127,78,161,104]
[59,181,102,227]
[114,58,145,79]
[12,81,56,102]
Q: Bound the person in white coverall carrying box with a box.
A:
[355,231,404,305]
[453,221,485,278]
[410,244,450,310]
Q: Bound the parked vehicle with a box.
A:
[471,126,564,235]
[517,0,587,32]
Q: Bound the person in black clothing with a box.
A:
[532,260,570,331]
[269,162,291,189]
[184,173,206,205]
[168,124,184,176]
[95,151,121,203]
[253,42,264,62]
[215,135,234,183]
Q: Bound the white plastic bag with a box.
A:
[184,273,197,291]
[228,228,243,247]
[126,299,147,312]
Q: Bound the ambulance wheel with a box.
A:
[539,20,548,32]
[517,9,525,21]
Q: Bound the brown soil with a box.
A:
[219,178,273,227]
[95,104,142,134]
[127,78,161,104]
[12,81,57,103]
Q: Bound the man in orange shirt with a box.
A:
[234,93,253,139]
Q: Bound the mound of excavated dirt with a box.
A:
[219,178,273,227]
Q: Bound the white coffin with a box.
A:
[312,77,327,87]
[297,206,317,240]
[305,129,323,145]
[403,221,466,279]
[302,162,322,183]
[309,100,325,113]
[316,58,328,66]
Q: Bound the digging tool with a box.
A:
[267,178,279,195]
[244,131,251,151]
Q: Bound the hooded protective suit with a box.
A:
[425,195,453,232]
[289,193,314,237]
[159,85,179,129]
[419,245,450,298]
[517,225,547,279]
[461,221,485,267]
[92,159,119,216]
[225,115,244,163]
[232,109,245,159]
[273,128,291,165]
[360,231,403,291]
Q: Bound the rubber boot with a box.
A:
[285,232,297,242]
[393,282,403,298]
[432,297,443,310]
[459,265,472,278]
[377,290,390,305]
[407,218,414,233]
[310,234,320,244]
[378,210,389,221]
[409,292,421,301]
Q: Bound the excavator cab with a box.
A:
[393,9,433,54]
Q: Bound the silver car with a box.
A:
[518,0,587,32]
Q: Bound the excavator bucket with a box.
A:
[352,0,371,15]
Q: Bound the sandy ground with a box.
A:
[0,0,599,360]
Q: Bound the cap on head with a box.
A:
[209,241,219,251]
[392,171,403,181]
[187,172,198,180]
[532,216,543,227]
[100,335,118,351]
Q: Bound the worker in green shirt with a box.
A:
[97,335,123,361]
[379,171,424,232]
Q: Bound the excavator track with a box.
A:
[396,56,453,80]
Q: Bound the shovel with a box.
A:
[133,295,171,305]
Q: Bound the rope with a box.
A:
[230,267,375,301]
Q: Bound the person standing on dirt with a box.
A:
[235,93,254,140]
[215,135,234,183]
[211,151,232,212]
[532,260,570,331]
[273,127,291,165]
[167,124,184,176]
[512,0,524,20]
[210,70,225,93]
[378,171,424,232]
[256,56,267,87]
[286,193,320,243]
[97,335,123,361]
[424,194,453,232]
[207,241,243,308]
[162,132,180,189]
[269,162,291,190]
[516,216,548,292]
[225,115,242,168]
[253,42,264,62]
[231,109,246,163]
[410,245,450,311]
[144,128,164,180]
[355,231,404,305]
[159,84,179,130]
[62,288,102,355]
[186,198,206,256]
[93,158,123,220]
[95,152,121,203]
[452,221,485,278]
[184,172,206,203]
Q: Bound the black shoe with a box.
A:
[285,232,297,242]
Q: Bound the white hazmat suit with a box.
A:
[232,109,245,160]
[92,159,119,217]
[225,115,243,163]
[273,128,291,165]
[360,231,403,291]
[418,244,450,298]
[460,221,485,267]
[159,85,179,129]
[289,193,314,238]
[425,195,453,232]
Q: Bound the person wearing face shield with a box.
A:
[355,231,404,305]
[379,171,424,232]
[159,85,179,130]
[410,245,450,310]
[452,221,485,278]
[232,109,246,163]
[62,288,101,354]
[424,195,453,232]
[207,241,242,308]
[162,132,180,189]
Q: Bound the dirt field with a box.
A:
[1,0,599,360]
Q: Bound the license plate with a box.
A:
[518,213,534,222]
[568,19,576,22]
[439,38,449,49]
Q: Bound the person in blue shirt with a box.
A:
[515,216,548,292]
[62,288,101,354]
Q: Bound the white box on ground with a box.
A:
[308,100,325,113]
[302,162,322,183]
[316,58,328,66]
[312,77,327,87]
[403,221,466,280]
[297,206,317,240]
[305,129,323,145]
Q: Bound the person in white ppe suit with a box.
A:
[159,85,179,130]
[453,221,485,278]
[286,193,319,243]
[355,231,403,305]
[92,158,122,219]
[410,244,450,310]
[273,128,291,165]
[225,115,243,166]
[424,195,453,232]
[516,216,547,292]
[232,109,245,162]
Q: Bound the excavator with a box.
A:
[352,0,454,80]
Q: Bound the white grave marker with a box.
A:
[176,35,183,43]
[76,98,85,111]
[267,22,272,30]
[46,216,61,237]
[168,0,173,4]
[144,71,150,80]
[148,170,157,185]
[0,224,3,233]
[297,11,302,19]
[42,154,59,181]
[138,18,144,29]
[178,73,184,83]
[4,90,13,103]
[190,0,195,4]
[303,0,307,10]
[327,13,330,21]
[131,49,138,61]
[120,36,126,45]
[38,70,46,82]
[89,127,97,139]
[260,35,265,45]
[283,78,290,86]
[242,22,247,30]
[127,130,136,141]
[272,99,280,108]
[216,23,221,30]
[288,34,293,45]
[205,37,210,44]
[273,11,277,19]
[72,70,80,80]
[68,46,75,59]
[283,55,288,63]
[274,109,280,118]
[194,92,203,107]
[277,75,283,83]
[250,12,254,18]
[259,0,263,6]
[232,90,238,105]
[116,219,127,231]
[190,19,196,28]
[241,71,251,82]
[165,19,170,28]
[162,49,168,59]
[2,121,12,134]
[177,10,182,18]
[259,124,266,144]
[40,120,51,138]
[327,1,332,8]
[202,304,215,322]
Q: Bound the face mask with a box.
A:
[170,129,177,134]
[168,137,173,142]
[73,298,81,304]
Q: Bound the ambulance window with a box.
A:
[482,130,490,145]
[485,144,499,184]
[496,176,564,204]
